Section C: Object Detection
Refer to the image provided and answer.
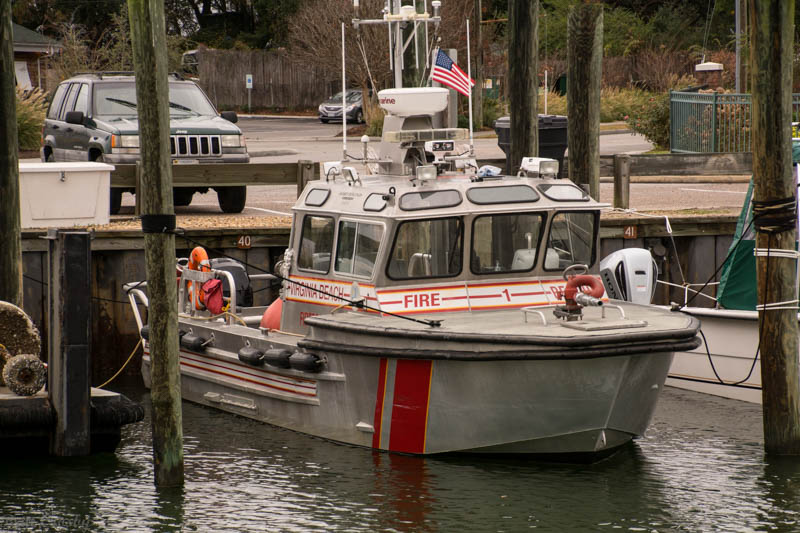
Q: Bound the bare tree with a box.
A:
[288,0,391,121]
[288,0,475,121]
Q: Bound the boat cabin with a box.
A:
[280,169,605,333]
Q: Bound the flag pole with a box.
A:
[428,46,440,86]
[341,22,347,161]
[466,18,474,156]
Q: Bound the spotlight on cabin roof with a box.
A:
[695,61,723,72]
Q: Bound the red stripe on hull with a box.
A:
[388,360,433,454]
[372,358,388,449]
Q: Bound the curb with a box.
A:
[247,149,299,157]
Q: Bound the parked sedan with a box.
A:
[318,89,363,124]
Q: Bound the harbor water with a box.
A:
[1,383,798,532]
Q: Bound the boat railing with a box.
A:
[656,279,720,307]
[122,282,149,334]
[178,268,239,326]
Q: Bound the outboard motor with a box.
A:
[599,248,658,304]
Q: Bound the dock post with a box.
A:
[296,160,314,198]
[613,154,631,209]
[128,0,184,486]
[566,2,603,200]
[507,0,538,175]
[750,1,800,454]
[0,0,22,307]
[47,230,91,456]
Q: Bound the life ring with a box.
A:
[187,246,211,310]
[563,274,605,310]
[3,354,47,396]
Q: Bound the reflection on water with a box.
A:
[0,384,796,532]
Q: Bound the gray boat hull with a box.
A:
[141,306,685,456]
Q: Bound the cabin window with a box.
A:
[399,190,462,211]
[538,184,589,202]
[363,193,387,212]
[297,215,335,272]
[335,220,384,278]
[471,213,545,274]
[467,185,539,205]
[387,217,463,279]
[305,188,330,207]
[544,211,598,271]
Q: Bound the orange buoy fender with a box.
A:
[187,246,211,310]
[260,298,283,330]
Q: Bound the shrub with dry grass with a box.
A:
[538,88,650,122]
[16,88,47,152]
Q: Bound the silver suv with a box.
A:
[41,72,249,213]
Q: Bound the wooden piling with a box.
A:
[613,154,631,209]
[507,0,538,175]
[0,0,22,307]
[749,0,800,454]
[296,160,315,198]
[566,2,603,200]
[128,0,184,485]
[473,0,483,130]
[47,231,91,456]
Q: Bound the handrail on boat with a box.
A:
[123,283,149,334]
[656,279,720,306]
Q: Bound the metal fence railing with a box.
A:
[670,91,800,153]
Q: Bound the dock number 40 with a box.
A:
[237,235,252,249]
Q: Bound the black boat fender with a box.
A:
[263,348,292,368]
[238,346,264,366]
[289,351,324,373]
[180,333,206,352]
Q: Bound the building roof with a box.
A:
[12,22,61,53]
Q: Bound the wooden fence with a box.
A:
[195,49,336,111]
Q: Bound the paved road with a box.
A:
[112,115,748,217]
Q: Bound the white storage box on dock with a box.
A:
[19,162,114,228]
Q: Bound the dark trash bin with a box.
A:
[494,115,568,176]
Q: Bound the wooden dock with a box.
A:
[0,386,143,455]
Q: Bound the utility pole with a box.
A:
[507,0,538,175]
[127,0,184,485]
[473,0,483,129]
[0,0,22,307]
[566,1,602,200]
[750,0,800,455]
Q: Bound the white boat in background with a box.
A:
[604,170,800,404]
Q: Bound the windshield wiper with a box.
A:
[168,101,197,114]
[105,97,138,109]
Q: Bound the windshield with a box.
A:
[328,90,361,104]
[544,211,598,271]
[387,217,463,280]
[93,82,218,117]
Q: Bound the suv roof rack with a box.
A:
[70,71,186,80]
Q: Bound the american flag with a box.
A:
[431,49,474,97]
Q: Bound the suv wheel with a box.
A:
[356,111,363,124]
[94,153,122,215]
[216,186,246,213]
[173,188,194,207]
[320,118,329,124]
